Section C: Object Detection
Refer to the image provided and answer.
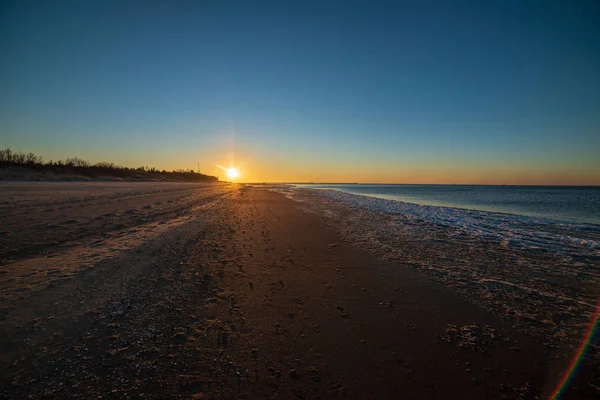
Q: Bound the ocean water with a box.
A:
[297,185,600,225]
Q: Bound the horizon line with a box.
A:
[241,182,600,188]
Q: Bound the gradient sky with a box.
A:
[1,0,599,184]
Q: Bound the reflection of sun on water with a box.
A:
[227,168,239,179]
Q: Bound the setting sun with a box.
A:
[227,168,239,179]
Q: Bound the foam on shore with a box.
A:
[301,188,600,258]
[289,186,600,352]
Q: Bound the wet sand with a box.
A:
[0,184,595,398]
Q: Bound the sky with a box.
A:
[1,0,599,184]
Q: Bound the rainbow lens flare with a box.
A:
[550,300,600,399]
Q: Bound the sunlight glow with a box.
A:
[227,167,239,179]
[216,164,241,180]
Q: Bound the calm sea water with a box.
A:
[298,184,600,225]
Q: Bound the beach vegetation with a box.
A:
[0,148,218,181]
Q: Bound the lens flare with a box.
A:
[550,300,600,399]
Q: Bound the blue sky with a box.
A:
[1,0,599,183]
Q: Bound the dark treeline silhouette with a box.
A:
[0,148,218,181]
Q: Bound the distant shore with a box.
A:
[0,148,218,182]
[0,165,217,182]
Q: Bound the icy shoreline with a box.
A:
[289,187,600,352]
[300,188,600,258]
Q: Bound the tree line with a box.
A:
[0,148,218,181]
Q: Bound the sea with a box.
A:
[297,184,600,225]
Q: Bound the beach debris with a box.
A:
[441,323,499,352]
[309,367,321,382]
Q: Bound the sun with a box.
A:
[227,168,239,179]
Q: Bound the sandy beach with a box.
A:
[0,182,597,399]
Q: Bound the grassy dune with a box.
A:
[0,148,217,182]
